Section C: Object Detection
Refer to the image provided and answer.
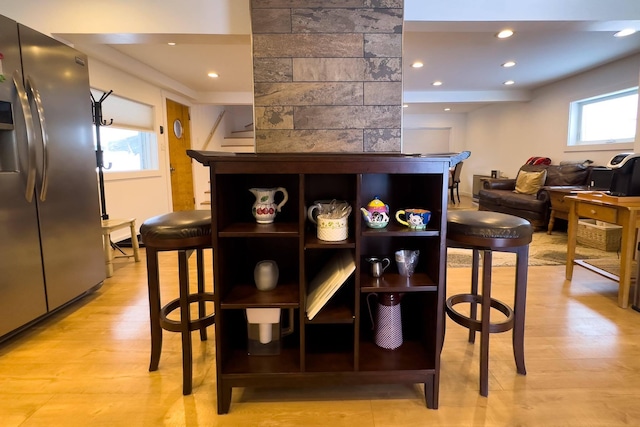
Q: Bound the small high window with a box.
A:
[97,127,158,172]
[91,89,158,172]
[568,87,638,146]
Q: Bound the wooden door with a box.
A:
[166,99,195,211]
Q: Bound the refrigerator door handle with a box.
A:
[12,70,37,203]
[26,76,49,202]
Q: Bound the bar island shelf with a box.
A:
[188,151,467,414]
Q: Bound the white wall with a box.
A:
[92,59,257,239]
[403,113,468,153]
[0,0,250,35]
[90,56,258,240]
[190,105,255,208]
[87,51,640,241]
[226,105,254,132]
[190,105,223,208]
[403,112,469,190]
[463,53,640,192]
[89,59,173,241]
[464,103,531,185]
[406,0,640,22]
[402,54,640,196]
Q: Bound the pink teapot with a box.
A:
[360,196,390,229]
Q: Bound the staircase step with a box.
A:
[228,130,254,138]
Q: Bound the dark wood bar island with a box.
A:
[188,151,468,414]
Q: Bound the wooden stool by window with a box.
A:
[101,218,141,278]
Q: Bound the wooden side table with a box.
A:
[546,187,588,234]
[565,194,640,308]
[101,218,141,277]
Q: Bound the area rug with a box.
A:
[447,231,621,268]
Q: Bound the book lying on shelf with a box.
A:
[306,249,356,320]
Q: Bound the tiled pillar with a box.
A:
[251,0,403,153]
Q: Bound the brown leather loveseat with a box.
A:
[478,163,594,229]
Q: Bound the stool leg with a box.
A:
[130,220,141,262]
[480,250,492,397]
[513,245,529,375]
[468,249,480,344]
[197,248,207,342]
[146,247,162,372]
[103,231,114,278]
[178,249,193,395]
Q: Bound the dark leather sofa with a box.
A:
[478,163,594,229]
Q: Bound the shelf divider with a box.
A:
[305,234,356,249]
[362,222,440,237]
[360,272,437,293]
[305,302,354,324]
[219,222,299,237]
[221,282,300,308]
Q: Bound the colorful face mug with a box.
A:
[395,209,431,230]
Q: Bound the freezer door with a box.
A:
[19,24,105,310]
[0,15,48,337]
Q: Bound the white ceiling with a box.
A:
[112,41,253,93]
[404,22,640,92]
[403,20,640,112]
[57,15,640,110]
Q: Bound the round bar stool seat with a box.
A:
[140,210,215,395]
[446,211,532,397]
[141,210,212,248]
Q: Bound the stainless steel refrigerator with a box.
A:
[0,15,105,338]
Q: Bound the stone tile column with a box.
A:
[251,0,403,153]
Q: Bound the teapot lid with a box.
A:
[367,196,388,211]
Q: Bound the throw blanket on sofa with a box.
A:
[525,156,552,166]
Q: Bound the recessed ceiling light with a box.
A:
[403,104,409,108]
[432,81,443,86]
[411,62,424,68]
[444,108,451,112]
[496,29,514,39]
[614,29,637,37]
[504,80,515,85]
[207,72,219,78]
[502,61,516,68]
[167,42,176,46]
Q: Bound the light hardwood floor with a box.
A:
[1,244,640,426]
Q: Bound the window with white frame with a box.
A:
[568,87,638,146]
[91,89,159,172]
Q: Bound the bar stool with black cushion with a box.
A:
[140,210,215,395]
[445,211,532,397]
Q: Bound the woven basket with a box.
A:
[576,219,622,252]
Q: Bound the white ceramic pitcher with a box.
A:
[249,187,288,224]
